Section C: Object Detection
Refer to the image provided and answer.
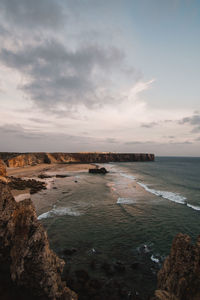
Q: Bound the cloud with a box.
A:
[179,114,200,125]
[125,140,155,145]
[0,0,65,29]
[179,113,200,132]
[105,138,119,144]
[141,121,158,128]
[0,39,135,112]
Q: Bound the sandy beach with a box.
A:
[8,163,97,205]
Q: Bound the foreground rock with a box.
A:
[89,167,108,174]
[152,233,200,300]
[0,159,7,179]
[0,181,77,300]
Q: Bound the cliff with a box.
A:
[0,179,77,300]
[152,233,200,300]
[0,152,155,167]
[0,159,7,178]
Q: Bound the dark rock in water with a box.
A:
[75,269,90,283]
[89,259,97,270]
[131,262,140,270]
[114,260,126,273]
[74,180,78,183]
[53,186,58,189]
[152,233,200,300]
[101,261,115,276]
[38,174,52,179]
[0,181,77,300]
[63,248,77,256]
[56,174,70,178]
[89,167,108,174]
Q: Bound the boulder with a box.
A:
[89,167,108,174]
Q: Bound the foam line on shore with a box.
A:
[137,182,186,204]
[186,203,200,211]
[38,207,82,220]
[119,173,135,180]
[117,197,135,204]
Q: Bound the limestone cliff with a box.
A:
[0,159,7,177]
[153,233,200,300]
[0,180,77,300]
[0,152,155,167]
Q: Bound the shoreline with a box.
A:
[7,163,97,207]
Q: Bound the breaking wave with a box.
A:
[38,207,82,220]
[186,203,200,211]
[137,182,186,204]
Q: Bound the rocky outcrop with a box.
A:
[0,152,155,167]
[0,159,7,177]
[89,167,108,174]
[153,233,200,300]
[0,181,77,300]
[8,176,47,194]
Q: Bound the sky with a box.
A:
[0,0,200,156]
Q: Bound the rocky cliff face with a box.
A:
[0,159,7,177]
[0,152,155,167]
[0,180,77,300]
[153,233,200,300]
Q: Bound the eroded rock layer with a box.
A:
[0,180,77,300]
[153,233,200,300]
[0,159,7,177]
[0,152,155,167]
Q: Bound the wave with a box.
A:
[137,182,186,204]
[187,203,200,211]
[38,206,82,220]
[151,255,159,264]
[117,197,135,204]
[119,173,135,180]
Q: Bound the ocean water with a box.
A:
[38,157,200,299]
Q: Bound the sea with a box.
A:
[36,156,200,299]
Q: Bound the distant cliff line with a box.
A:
[0,152,155,168]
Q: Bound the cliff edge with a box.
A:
[0,176,77,299]
[0,152,155,167]
[152,233,200,300]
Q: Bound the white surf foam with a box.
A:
[187,203,200,211]
[137,182,186,204]
[119,173,135,180]
[151,255,159,264]
[38,207,81,220]
[117,197,135,204]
